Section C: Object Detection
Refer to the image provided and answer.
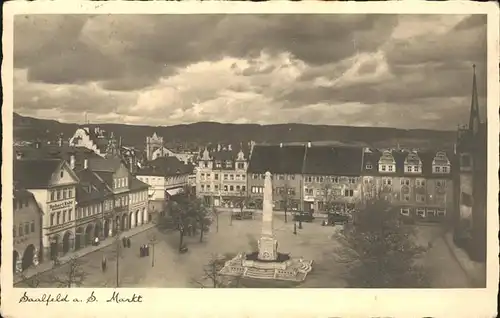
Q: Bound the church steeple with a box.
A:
[469,64,480,135]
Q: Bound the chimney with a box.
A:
[16,152,23,160]
[307,141,312,148]
[70,155,76,170]
[58,135,63,147]
[217,144,221,152]
[84,159,88,170]
[453,143,457,155]
[280,143,283,148]
[129,156,134,172]
[35,141,41,149]
[228,144,232,151]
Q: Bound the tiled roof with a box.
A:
[93,171,114,189]
[129,177,149,191]
[304,146,363,176]
[75,169,113,204]
[87,157,123,172]
[14,159,65,189]
[14,188,35,200]
[361,149,456,178]
[247,145,306,174]
[14,145,101,171]
[136,156,189,177]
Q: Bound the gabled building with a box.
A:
[73,162,115,250]
[196,144,250,207]
[87,157,150,233]
[247,144,306,210]
[455,64,487,262]
[135,156,190,213]
[14,159,79,261]
[361,148,456,222]
[302,146,364,213]
[69,126,120,158]
[145,132,194,164]
[13,188,44,273]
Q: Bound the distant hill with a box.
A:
[13,112,457,151]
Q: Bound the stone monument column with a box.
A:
[258,171,278,261]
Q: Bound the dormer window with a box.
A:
[365,164,372,170]
[432,151,451,174]
[225,160,232,168]
[215,161,222,168]
[404,152,422,174]
[378,151,396,173]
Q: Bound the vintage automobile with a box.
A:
[231,210,254,220]
[293,212,315,223]
[322,212,349,226]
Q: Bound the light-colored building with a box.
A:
[136,157,190,214]
[14,159,79,261]
[145,132,194,164]
[87,157,150,236]
[197,145,249,207]
[303,146,364,213]
[13,189,43,273]
[361,148,455,222]
[69,126,120,158]
[247,144,305,210]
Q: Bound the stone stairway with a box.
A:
[244,267,276,280]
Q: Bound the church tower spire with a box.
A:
[469,64,480,135]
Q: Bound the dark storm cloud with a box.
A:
[14,14,398,91]
[14,83,134,115]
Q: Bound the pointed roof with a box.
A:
[469,64,480,131]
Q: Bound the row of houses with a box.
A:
[196,142,456,221]
[13,146,151,274]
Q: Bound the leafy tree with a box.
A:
[167,185,211,249]
[335,199,430,288]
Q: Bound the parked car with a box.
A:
[232,211,254,220]
[293,212,315,223]
[324,212,349,225]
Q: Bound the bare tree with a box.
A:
[191,253,241,288]
[48,257,88,288]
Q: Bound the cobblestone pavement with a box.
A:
[19,216,469,288]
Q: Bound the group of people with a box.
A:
[140,244,150,258]
[122,236,131,248]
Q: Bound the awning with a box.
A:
[166,187,183,196]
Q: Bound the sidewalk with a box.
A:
[14,223,156,284]
[443,232,487,287]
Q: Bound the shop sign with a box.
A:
[49,200,72,211]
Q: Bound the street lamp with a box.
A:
[149,234,157,268]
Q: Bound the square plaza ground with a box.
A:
[18,213,471,288]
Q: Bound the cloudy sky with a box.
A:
[14,14,486,130]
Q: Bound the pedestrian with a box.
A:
[145,244,149,256]
[102,256,107,272]
[140,245,144,257]
[122,237,127,248]
[127,237,131,248]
